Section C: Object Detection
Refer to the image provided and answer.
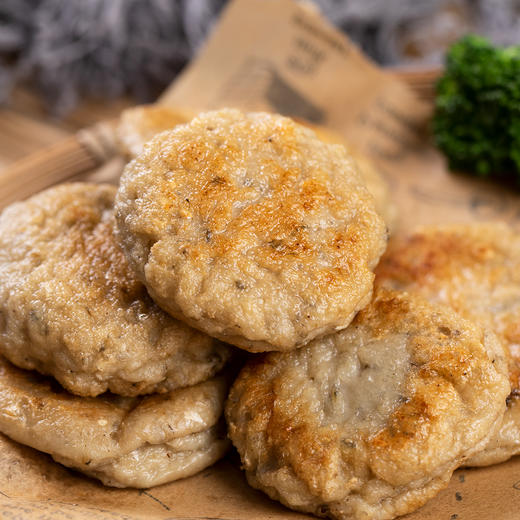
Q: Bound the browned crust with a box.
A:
[116,109,387,352]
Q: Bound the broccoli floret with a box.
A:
[433,35,520,184]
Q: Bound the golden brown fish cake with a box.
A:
[116,104,193,158]
[115,109,387,352]
[0,183,230,397]
[226,289,508,520]
[0,356,229,488]
[375,223,520,466]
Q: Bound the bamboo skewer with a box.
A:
[0,120,118,210]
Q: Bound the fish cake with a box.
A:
[0,183,230,397]
[115,109,387,352]
[226,289,508,520]
[375,223,520,466]
[0,356,229,488]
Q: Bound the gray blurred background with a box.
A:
[0,0,518,114]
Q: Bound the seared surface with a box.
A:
[0,183,230,396]
[0,356,229,488]
[376,223,520,465]
[226,289,508,520]
[116,109,387,352]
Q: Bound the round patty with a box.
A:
[115,109,387,352]
[0,356,229,488]
[226,289,508,520]
[375,223,520,465]
[0,183,230,397]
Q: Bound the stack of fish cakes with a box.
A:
[0,107,515,520]
[114,107,509,519]
[0,183,232,488]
